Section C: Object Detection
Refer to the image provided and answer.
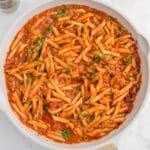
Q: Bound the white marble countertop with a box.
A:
[0,0,150,150]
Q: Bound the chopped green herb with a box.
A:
[36,38,43,48]
[88,67,96,74]
[31,57,38,62]
[125,55,132,66]
[61,128,71,140]
[110,88,114,94]
[81,110,89,116]
[33,48,40,53]
[93,55,101,64]
[64,66,72,77]
[87,115,95,122]
[118,27,126,33]
[27,47,31,53]
[25,100,32,106]
[92,75,100,82]
[24,78,30,85]
[33,38,43,55]
[43,27,50,38]
[125,74,131,80]
[34,60,42,65]
[56,10,67,18]
[67,66,72,72]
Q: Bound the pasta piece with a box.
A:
[54,34,70,42]
[74,128,83,137]
[86,116,100,129]
[72,92,81,104]
[52,91,71,103]
[78,13,94,22]
[90,88,110,104]
[90,84,96,98]
[53,57,68,68]
[91,19,106,36]
[12,103,26,118]
[51,26,59,36]
[59,45,81,55]
[47,132,65,142]
[58,16,70,22]
[13,92,24,113]
[96,42,121,57]
[113,92,128,105]
[115,82,133,98]
[30,77,45,97]
[31,16,45,29]
[47,39,59,49]
[74,45,91,63]
[32,98,38,115]
[48,104,69,114]
[28,120,48,129]
[49,79,65,96]
[23,79,31,102]
[52,115,70,124]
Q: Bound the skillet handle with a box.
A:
[137,34,150,55]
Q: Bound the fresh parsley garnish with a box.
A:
[25,100,32,106]
[81,111,89,116]
[88,115,95,122]
[56,10,67,18]
[93,55,101,64]
[64,65,72,77]
[43,27,50,38]
[118,27,126,33]
[88,67,96,74]
[125,74,131,80]
[125,55,132,66]
[61,128,71,140]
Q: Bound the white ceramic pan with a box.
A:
[0,0,150,150]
